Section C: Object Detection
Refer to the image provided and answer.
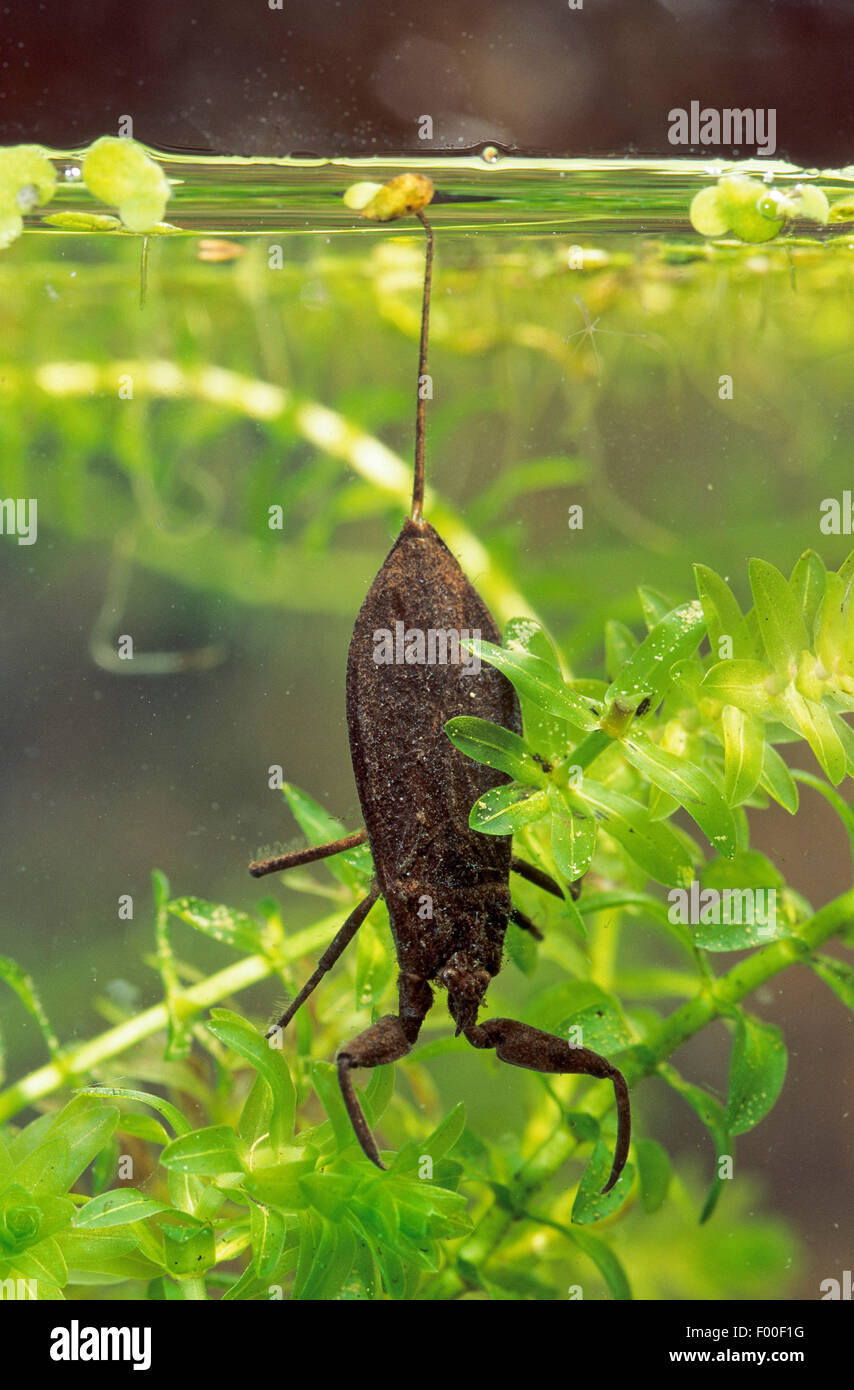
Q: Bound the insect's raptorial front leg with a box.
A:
[265,881,380,1037]
[511,855,582,902]
[337,973,433,1169]
[250,829,368,879]
[464,1017,631,1194]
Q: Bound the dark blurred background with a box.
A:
[1,0,853,165]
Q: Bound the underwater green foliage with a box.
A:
[1,550,853,1299]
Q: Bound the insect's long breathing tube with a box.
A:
[410,209,434,526]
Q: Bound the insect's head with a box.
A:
[440,950,491,1038]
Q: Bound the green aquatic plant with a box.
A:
[1,550,852,1300]
[81,137,171,233]
[690,174,830,243]
[0,144,56,248]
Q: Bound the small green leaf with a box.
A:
[606,600,706,709]
[828,196,854,224]
[42,211,122,231]
[250,1202,287,1279]
[168,898,264,953]
[283,782,372,887]
[0,955,61,1060]
[161,1125,246,1177]
[39,1098,120,1195]
[471,641,599,730]
[469,783,549,835]
[565,1225,633,1300]
[571,1141,633,1224]
[789,551,826,637]
[809,955,854,1013]
[638,587,674,630]
[420,1103,467,1162]
[759,743,799,814]
[693,565,753,660]
[660,1064,731,1223]
[162,1218,215,1278]
[634,1138,672,1215]
[74,1190,170,1230]
[152,868,193,1060]
[78,1087,191,1138]
[445,716,548,786]
[725,1014,787,1136]
[749,558,809,679]
[702,659,776,716]
[605,620,639,677]
[622,729,737,857]
[573,779,692,887]
[548,785,597,880]
[779,688,847,785]
[503,617,569,758]
[689,185,729,237]
[311,1061,360,1156]
[722,705,764,806]
[355,915,394,1010]
[504,918,538,976]
[716,174,785,243]
[816,571,847,677]
[562,1000,632,1054]
[206,1009,296,1150]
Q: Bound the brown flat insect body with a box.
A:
[250,175,630,1194]
[346,516,519,1030]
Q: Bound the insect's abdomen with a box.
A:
[346,518,521,979]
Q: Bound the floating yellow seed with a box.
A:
[345,173,434,222]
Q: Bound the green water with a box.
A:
[1,153,853,1299]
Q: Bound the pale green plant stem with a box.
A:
[0,912,345,1123]
[25,358,538,625]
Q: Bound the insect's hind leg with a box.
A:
[465,1017,630,1195]
[337,974,433,1169]
[250,828,368,879]
[265,881,380,1038]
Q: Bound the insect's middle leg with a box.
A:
[250,828,368,879]
[265,881,380,1038]
[464,1016,631,1195]
[337,973,433,1169]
